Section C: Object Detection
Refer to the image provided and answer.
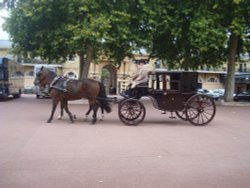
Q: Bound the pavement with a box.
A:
[215,100,250,106]
[1,94,250,188]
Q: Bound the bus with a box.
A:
[33,64,62,98]
[0,57,24,100]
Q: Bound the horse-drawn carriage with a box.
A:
[35,67,216,126]
[117,69,216,126]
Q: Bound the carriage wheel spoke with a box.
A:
[119,99,145,125]
[186,94,216,126]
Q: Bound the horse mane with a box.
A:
[42,67,57,80]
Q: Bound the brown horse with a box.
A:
[34,67,111,124]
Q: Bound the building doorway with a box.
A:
[101,64,117,95]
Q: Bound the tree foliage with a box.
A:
[2,0,250,101]
[3,0,147,78]
[209,0,250,101]
[145,0,250,101]
[147,1,228,70]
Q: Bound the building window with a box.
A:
[29,70,34,76]
[25,70,34,76]
[66,72,77,79]
[239,63,247,72]
[15,71,24,77]
[68,55,75,61]
[207,77,217,83]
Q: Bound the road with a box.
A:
[1,94,250,188]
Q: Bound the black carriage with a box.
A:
[118,70,216,126]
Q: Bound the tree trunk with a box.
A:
[79,53,84,79]
[224,32,238,102]
[78,45,94,79]
[183,51,190,71]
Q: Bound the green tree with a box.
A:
[147,1,227,69]
[101,0,151,67]
[146,0,250,102]
[3,0,250,102]
[3,0,145,78]
[211,0,250,101]
[3,0,109,78]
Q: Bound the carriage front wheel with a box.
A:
[175,109,188,121]
[185,94,216,126]
[118,99,146,126]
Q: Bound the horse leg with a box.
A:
[47,99,59,123]
[57,101,64,120]
[84,105,92,120]
[62,100,74,123]
[100,105,104,121]
[91,103,98,125]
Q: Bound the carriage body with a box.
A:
[147,70,198,111]
[118,70,216,126]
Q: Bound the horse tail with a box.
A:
[98,82,112,113]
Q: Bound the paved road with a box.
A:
[1,94,250,188]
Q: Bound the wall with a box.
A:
[198,73,223,90]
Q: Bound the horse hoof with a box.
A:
[47,120,52,123]
[91,120,97,125]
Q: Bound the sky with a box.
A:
[0,9,9,40]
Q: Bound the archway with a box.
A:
[101,64,117,95]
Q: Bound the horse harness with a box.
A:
[49,76,72,93]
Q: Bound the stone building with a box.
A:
[1,39,250,94]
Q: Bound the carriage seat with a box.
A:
[132,82,148,99]
[136,82,148,88]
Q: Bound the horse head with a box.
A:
[34,66,52,89]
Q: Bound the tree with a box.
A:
[147,0,227,70]
[211,0,250,102]
[145,0,250,102]
[101,0,151,67]
[3,0,109,78]
[3,0,250,102]
[3,0,146,78]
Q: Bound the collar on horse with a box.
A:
[49,76,71,93]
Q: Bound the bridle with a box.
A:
[36,71,47,87]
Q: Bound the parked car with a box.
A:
[233,91,250,102]
[212,89,225,98]
[197,89,220,100]
[23,86,35,94]
[34,85,50,99]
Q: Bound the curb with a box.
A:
[215,101,250,107]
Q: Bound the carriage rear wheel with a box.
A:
[185,94,216,126]
[118,99,146,126]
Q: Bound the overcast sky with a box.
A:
[0,9,9,40]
